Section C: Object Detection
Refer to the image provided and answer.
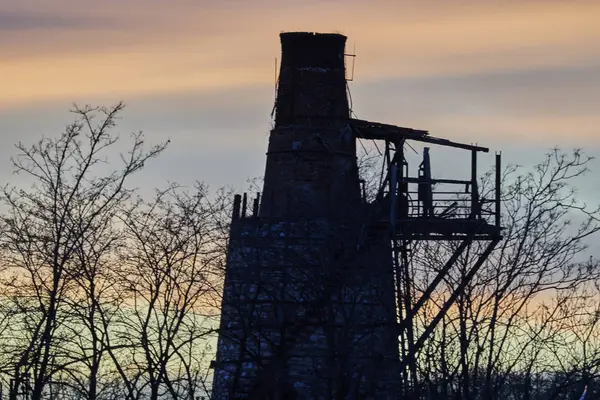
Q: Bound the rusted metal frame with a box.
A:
[395,233,499,241]
[393,138,416,391]
[396,139,406,215]
[470,150,480,219]
[351,119,489,153]
[393,231,500,241]
[392,240,410,391]
[376,140,400,200]
[419,147,433,218]
[425,203,471,208]
[414,135,489,153]
[350,118,429,136]
[398,238,471,338]
[399,238,500,371]
[389,138,414,390]
[403,177,471,185]
[388,139,409,229]
[495,153,502,229]
[390,160,398,235]
[389,147,402,319]
[400,239,418,389]
[375,140,390,201]
[422,190,471,195]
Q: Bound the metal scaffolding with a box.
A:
[352,118,503,394]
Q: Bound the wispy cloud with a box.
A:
[0,11,119,31]
[1,0,599,106]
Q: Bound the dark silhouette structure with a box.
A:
[211,32,502,399]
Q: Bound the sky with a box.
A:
[0,0,599,204]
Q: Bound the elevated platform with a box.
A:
[371,217,502,241]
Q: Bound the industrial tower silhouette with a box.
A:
[211,32,502,399]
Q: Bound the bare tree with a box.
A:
[108,184,226,400]
[0,103,167,400]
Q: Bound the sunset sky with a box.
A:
[1,0,599,202]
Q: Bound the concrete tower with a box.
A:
[211,32,402,399]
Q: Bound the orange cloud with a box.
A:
[414,114,600,146]
[1,1,599,106]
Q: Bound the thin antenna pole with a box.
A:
[495,152,501,228]
[352,41,356,81]
[274,57,278,97]
[345,41,357,81]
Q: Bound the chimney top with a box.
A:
[279,32,347,69]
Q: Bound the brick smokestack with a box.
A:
[275,32,349,125]
[211,32,402,399]
[260,32,359,219]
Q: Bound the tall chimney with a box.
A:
[260,32,360,219]
[275,32,349,125]
[211,32,402,399]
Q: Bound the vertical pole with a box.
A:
[495,152,501,228]
[241,193,248,218]
[390,164,398,234]
[471,150,479,218]
[252,196,259,217]
[232,194,242,221]
[420,147,432,217]
[397,141,406,218]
